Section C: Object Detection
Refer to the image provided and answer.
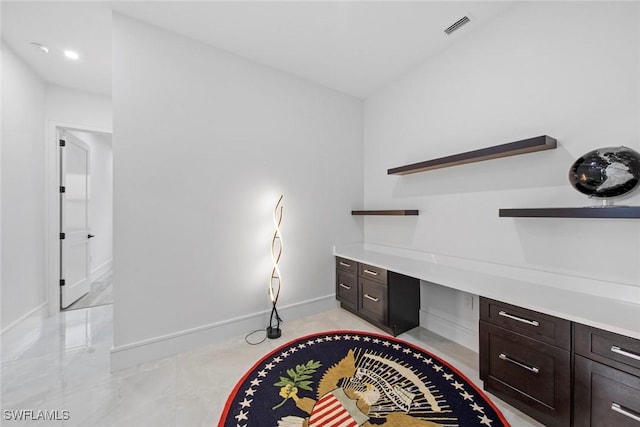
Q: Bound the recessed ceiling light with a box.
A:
[30,42,49,54]
[64,50,79,60]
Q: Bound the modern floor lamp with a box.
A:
[267,195,284,339]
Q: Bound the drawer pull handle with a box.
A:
[611,345,640,361]
[498,310,540,327]
[363,269,379,276]
[339,262,351,268]
[364,294,379,303]
[339,283,352,290]
[498,353,540,374]
[611,403,640,422]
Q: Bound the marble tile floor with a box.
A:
[1,305,544,426]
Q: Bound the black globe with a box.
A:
[569,146,640,198]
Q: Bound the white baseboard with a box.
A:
[1,302,47,335]
[110,294,337,372]
[91,260,113,282]
[419,309,478,353]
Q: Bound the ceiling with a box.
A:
[2,2,113,96]
[1,1,513,99]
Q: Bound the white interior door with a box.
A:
[60,131,92,308]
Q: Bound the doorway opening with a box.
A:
[59,128,113,311]
[47,124,112,313]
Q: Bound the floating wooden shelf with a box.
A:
[499,206,640,218]
[388,135,557,175]
[352,210,419,216]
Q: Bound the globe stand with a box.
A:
[589,197,615,207]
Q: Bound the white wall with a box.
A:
[112,14,363,366]
[46,84,112,131]
[363,2,640,347]
[1,43,47,331]
[68,130,113,279]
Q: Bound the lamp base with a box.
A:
[267,326,281,339]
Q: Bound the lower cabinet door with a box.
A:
[336,270,357,310]
[359,278,387,326]
[574,354,640,427]
[479,321,570,427]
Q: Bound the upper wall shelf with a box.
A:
[387,135,557,175]
[352,210,419,216]
[499,206,640,218]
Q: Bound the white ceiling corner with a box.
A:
[1,1,113,95]
[1,1,514,98]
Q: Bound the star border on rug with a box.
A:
[220,330,509,427]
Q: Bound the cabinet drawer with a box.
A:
[480,297,570,350]
[575,323,640,377]
[575,355,640,427]
[479,321,570,427]
[336,270,357,308]
[336,257,357,274]
[359,279,388,325]
[358,263,387,285]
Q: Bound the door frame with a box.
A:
[45,120,112,315]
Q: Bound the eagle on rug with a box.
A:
[274,349,444,427]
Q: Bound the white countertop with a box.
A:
[334,243,640,340]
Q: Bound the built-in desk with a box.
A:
[334,243,639,340]
[335,244,640,426]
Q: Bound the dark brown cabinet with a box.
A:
[358,262,389,325]
[335,257,419,336]
[480,298,571,427]
[480,297,640,427]
[574,324,640,426]
[336,257,357,311]
[336,257,357,274]
[359,262,387,284]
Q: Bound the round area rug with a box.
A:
[219,330,510,427]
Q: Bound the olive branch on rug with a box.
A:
[273,360,322,409]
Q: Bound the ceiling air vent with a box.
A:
[444,16,471,35]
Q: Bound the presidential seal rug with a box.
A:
[218,330,510,427]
